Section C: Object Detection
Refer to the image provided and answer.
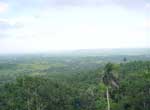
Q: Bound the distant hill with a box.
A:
[45,48,150,56]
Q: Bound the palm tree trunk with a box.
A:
[27,88,31,110]
[106,87,110,110]
[27,99,30,110]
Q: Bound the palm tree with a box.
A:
[103,63,119,110]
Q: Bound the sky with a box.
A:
[0,0,150,53]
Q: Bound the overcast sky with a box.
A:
[0,0,150,53]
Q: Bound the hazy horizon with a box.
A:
[0,48,149,55]
[0,0,150,54]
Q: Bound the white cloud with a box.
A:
[145,3,150,8]
[0,18,22,31]
[0,2,8,13]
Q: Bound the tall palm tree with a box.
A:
[103,63,119,110]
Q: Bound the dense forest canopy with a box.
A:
[0,51,150,110]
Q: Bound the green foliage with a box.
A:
[0,55,150,110]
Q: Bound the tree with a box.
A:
[123,57,127,62]
[103,63,119,110]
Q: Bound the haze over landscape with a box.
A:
[0,0,150,54]
[1,1,150,110]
